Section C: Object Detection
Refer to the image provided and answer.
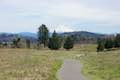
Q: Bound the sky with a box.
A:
[0,0,120,34]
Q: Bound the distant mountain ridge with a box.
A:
[62,31,105,38]
[0,32,37,42]
[0,31,111,43]
[60,31,106,43]
[18,32,37,38]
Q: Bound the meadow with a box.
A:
[0,44,119,80]
[80,48,120,80]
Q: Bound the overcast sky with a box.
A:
[0,0,120,33]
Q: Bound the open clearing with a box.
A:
[0,44,120,80]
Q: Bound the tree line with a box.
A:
[0,24,119,51]
[37,24,74,50]
[97,34,120,52]
[0,37,31,48]
[0,24,74,50]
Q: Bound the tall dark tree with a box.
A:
[97,39,105,52]
[38,24,49,47]
[48,31,61,50]
[64,36,74,50]
[114,34,120,48]
[104,39,114,50]
[26,39,31,48]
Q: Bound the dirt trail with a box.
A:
[58,59,85,80]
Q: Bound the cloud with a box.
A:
[0,0,120,33]
[53,25,74,32]
[48,1,120,23]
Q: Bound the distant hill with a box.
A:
[18,32,37,39]
[61,31,106,43]
[0,32,37,42]
[62,31,105,38]
[0,33,15,42]
[0,31,108,43]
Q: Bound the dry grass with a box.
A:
[0,49,62,80]
[0,44,119,80]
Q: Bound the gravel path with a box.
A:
[58,59,85,80]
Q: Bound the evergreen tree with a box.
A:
[97,39,105,52]
[38,24,49,47]
[104,39,114,50]
[114,34,120,48]
[64,36,74,50]
[48,31,61,50]
[26,39,31,48]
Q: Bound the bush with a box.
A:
[64,36,74,50]
[97,39,105,52]
[48,31,61,50]
[114,34,120,48]
[104,39,114,50]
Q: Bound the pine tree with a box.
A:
[64,36,74,50]
[48,31,61,50]
[114,34,120,48]
[38,24,49,48]
[97,39,105,52]
[104,39,114,50]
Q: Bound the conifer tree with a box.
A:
[114,34,120,48]
[38,24,49,47]
[48,31,61,50]
[104,39,114,50]
[97,39,105,52]
[64,36,74,50]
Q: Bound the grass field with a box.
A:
[0,49,63,80]
[0,44,120,80]
[78,45,120,80]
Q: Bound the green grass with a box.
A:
[49,60,62,80]
[0,44,120,80]
[78,45,120,80]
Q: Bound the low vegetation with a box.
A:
[63,36,74,50]
[0,44,120,80]
[48,31,62,50]
[97,34,120,52]
[78,45,120,80]
[0,49,63,80]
